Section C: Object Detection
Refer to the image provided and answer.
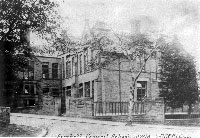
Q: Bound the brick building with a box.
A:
[57,19,162,117]
[13,19,164,121]
[16,56,62,115]
[59,42,162,117]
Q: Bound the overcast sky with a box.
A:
[53,0,200,69]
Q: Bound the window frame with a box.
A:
[66,86,71,97]
[84,81,90,97]
[137,81,147,101]
[24,84,35,95]
[79,54,82,74]
[42,62,49,79]
[52,63,58,79]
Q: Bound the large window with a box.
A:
[24,84,35,95]
[66,61,71,78]
[42,62,49,79]
[137,81,147,101]
[52,63,58,79]
[85,81,90,97]
[66,86,71,97]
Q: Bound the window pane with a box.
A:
[62,57,65,78]
[85,82,90,97]
[79,55,82,74]
[66,61,71,78]
[66,86,71,97]
[42,63,49,79]
[72,57,74,76]
[137,81,147,101]
[30,85,34,94]
[29,71,34,80]
[24,85,29,94]
[92,81,94,98]
[52,63,58,79]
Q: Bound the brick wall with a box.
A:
[66,98,94,117]
[102,69,160,102]
[0,107,10,127]
[144,98,165,123]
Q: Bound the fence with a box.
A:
[165,105,200,120]
[93,101,145,116]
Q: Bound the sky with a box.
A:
[49,0,200,69]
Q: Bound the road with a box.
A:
[11,113,200,138]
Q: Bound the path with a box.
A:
[11,113,200,137]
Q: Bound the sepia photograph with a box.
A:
[0,0,200,137]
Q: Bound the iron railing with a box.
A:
[93,101,145,116]
[165,105,200,120]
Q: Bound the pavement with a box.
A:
[10,113,200,137]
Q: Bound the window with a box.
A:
[137,81,147,101]
[72,57,74,76]
[52,63,58,79]
[66,86,71,97]
[138,55,145,72]
[85,81,90,97]
[66,61,71,78]
[24,60,34,80]
[84,55,87,73]
[42,62,49,79]
[23,99,35,107]
[24,84,35,94]
[62,57,65,79]
[92,80,94,98]
[79,54,82,74]
[52,88,59,97]
[77,83,83,98]
[43,88,49,95]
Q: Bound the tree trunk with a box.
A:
[126,76,136,126]
[127,98,133,125]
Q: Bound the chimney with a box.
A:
[131,19,141,34]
